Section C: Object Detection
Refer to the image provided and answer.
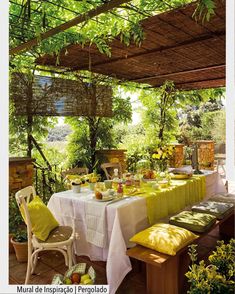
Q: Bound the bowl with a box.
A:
[159,180,169,189]
[52,263,96,285]
[152,183,160,190]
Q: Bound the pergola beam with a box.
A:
[9,0,132,56]
[175,77,225,89]
[131,64,225,82]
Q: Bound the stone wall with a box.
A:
[196,140,214,170]
[9,157,35,193]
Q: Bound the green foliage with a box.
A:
[209,239,235,280]
[210,111,226,143]
[186,239,235,294]
[9,195,24,234]
[139,80,182,145]
[9,100,57,157]
[193,0,216,22]
[9,0,216,62]
[66,91,132,171]
[13,229,28,243]
[178,89,225,145]
[33,144,65,169]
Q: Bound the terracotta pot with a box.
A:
[9,234,15,254]
[11,238,28,262]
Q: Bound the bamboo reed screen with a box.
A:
[10,73,113,117]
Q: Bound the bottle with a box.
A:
[112,168,119,190]
[117,181,123,198]
[134,174,141,188]
[125,173,132,186]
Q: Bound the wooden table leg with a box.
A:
[219,213,234,238]
[146,255,179,294]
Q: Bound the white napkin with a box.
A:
[84,201,108,248]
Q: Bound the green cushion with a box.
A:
[209,194,235,205]
[192,201,234,220]
[169,211,216,233]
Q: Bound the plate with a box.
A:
[142,178,156,182]
[93,196,116,202]
[171,174,192,179]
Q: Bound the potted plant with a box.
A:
[11,229,28,262]
[88,173,99,191]
[9,195,24,253]
[186,239,235,293]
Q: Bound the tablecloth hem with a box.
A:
[108,265,132,294]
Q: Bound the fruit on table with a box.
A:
[95,191,102,200]
[80,274,91,283]
[71,273,81,284]
[143,170,155,179]
[83,278,93,285]
[64,278,72,285]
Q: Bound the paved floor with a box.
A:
[9,226,227,293]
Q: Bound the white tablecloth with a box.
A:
[47,171,225,293]
[48,189,148,294]
[202,170,226,199]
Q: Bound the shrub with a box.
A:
[186,239,235,293]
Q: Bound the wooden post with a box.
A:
[27,114,33,157]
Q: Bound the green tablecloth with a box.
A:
[124,176,206,225]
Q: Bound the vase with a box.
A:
[89,182,95,191]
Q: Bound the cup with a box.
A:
[72,184,81,193]
[104,180,113,189]
[89,182,95,191]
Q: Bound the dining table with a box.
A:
[47,170,226,294]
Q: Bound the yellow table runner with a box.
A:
[124,175,206,225]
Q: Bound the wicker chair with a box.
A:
[101,162,123,180]
[15,186,76,284]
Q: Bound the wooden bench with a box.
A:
[127,211,234,294]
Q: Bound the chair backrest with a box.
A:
[15,186,37,242]
[61,167,89,178]
[101,162,123,180]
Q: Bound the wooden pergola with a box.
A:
[37,0,225,90]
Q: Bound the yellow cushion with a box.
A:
[130,223,198,256]
[20,196,59,241]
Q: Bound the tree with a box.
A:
[65,89,132,171]
[9,100,57,157]
[138,81,183,146]
[178,88,225,144]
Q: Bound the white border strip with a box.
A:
[226,0,235,181]
[0,0,9,292]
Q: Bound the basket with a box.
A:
[52,263,96,285]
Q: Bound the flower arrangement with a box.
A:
[87,173,100,183]
[152,146,175,172]
[65,175,82,187]
[64,173,100,191]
